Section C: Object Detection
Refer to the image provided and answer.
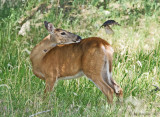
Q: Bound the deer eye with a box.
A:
[61,32,66,35]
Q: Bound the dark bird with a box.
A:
[100,20,120,28]
[151,85,160,92]
[100,20,120,35]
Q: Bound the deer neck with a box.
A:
[30,35,55,74]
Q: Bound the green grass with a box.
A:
[0,0,160,116]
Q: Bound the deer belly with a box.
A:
[58,71,84,80]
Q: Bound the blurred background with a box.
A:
[0,0,160,116]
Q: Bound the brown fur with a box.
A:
[30,36,123,104]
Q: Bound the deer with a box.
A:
[30,21,123,104]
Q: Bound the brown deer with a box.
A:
[30,21,123,104]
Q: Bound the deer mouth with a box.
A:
[74,36,82,42]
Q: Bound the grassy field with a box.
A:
[0,0,160,116]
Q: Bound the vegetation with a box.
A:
[0,0,160,116]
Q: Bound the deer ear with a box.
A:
[44,21,55,33]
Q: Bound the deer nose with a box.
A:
[77,36,82,41]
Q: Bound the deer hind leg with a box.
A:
[84,72,114,104]
[91,77,114,104]
[83,67,114,104]
[82,48,115,104]
[111,78,123,102]
[102,60,123,102]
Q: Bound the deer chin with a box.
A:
[72,40,81,43]
[76,40,81,43]
[62,41,80,44]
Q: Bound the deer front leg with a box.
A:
[44,77,57,93]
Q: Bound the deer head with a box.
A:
[44,21,82,44]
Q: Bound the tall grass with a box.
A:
[0,0,160,116]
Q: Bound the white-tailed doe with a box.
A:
[30,21,123,104]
